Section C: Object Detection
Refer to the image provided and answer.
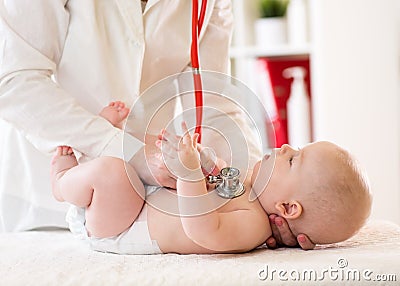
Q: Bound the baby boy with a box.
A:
[51,102,372,254]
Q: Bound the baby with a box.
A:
[51,102,372,254]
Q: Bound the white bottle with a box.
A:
[284,67,311,147]
[286,0,307,46]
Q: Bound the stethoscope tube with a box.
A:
[190,1,245,199]
[191,0,207,143]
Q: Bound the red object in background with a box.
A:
[258,56,312,147]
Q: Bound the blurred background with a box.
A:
[230,0,400,225]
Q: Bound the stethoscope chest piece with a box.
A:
[208,167,245,199]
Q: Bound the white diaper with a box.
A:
[66,202,162,255]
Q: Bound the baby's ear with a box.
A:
[274,201,303,219]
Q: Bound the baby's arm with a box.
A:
[160,123,270,252]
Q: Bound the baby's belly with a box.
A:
[147,204,213,254]
[145,184,267,254]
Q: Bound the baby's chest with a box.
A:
[217,190,261,213]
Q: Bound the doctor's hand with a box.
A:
[266,214,315,250]
[130,134,177,189]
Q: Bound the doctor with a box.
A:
[0,0,313,249]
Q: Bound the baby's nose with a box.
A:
[279,144,290,154]
[279,144,296,155]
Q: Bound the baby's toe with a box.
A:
[120,107,130,119]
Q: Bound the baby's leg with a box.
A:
[51,146,79,202]
[51,147,145,238]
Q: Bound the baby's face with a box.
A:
[251,142,337,213]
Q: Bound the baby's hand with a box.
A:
[157,128,222,177]
[156,122,204,181]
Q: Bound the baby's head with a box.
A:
[251,141,372,245]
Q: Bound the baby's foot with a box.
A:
[99,101,130,129]
[50,146,78,201]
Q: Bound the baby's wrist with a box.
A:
[199,148,219,175]
[178,166,205,182]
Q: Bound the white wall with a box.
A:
[310,0,400,224]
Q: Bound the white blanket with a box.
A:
[1,220,399,285]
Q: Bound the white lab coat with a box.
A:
[0,0,261,232]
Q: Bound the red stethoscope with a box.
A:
[190,0,245,199]
[191,0,207,143]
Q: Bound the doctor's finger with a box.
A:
[155,151,175,162]
[162,129,180,145]
[156,140,177,158]
[268,214,283,246]
[297,234,315,250]
[157,129,166,141]
[266,236,278,249]
[274,216,298,247]
[160,141,179,157]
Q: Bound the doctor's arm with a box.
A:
[199,0,233,74]
[0,2,141,160]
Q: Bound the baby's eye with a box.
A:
[289,157,293,166]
